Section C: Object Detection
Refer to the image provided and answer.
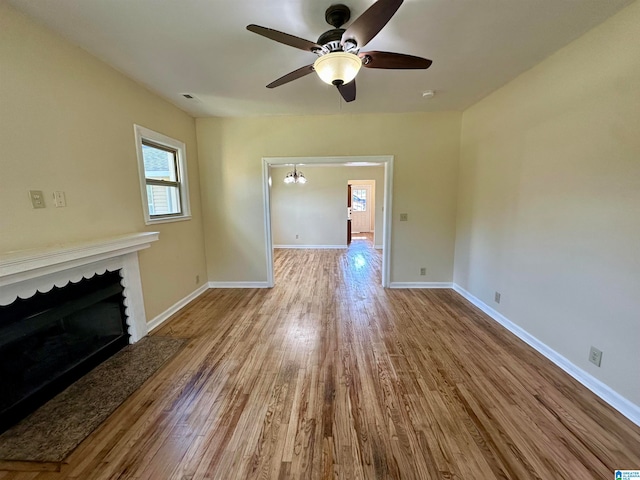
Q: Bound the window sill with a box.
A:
[144,215,192,226]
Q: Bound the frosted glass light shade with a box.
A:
[284,166,306,184]
[313,52,362,85]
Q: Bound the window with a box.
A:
[352,188,367,212]
[134,125,191,224]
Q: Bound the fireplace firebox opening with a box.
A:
[0,269,130,433]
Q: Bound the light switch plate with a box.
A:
[29,190,46,209]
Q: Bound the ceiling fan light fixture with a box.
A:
[313,52,362,85]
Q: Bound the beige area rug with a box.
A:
[0,336,186,464]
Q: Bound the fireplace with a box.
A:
[0,270,130,432]
[0,232,159,432]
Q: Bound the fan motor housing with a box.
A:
[318,4,350,47]
[317,28,345,47]
[325,4,350,28]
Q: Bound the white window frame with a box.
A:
[134,124,191,225]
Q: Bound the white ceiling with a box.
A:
[9,0,633,117]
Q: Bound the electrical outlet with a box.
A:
[295,234,299,239]
[420,267,426,276]
[494,292,501,304]
[196,275,200,284]
[29,190,46,209]
[53,191,66,207]
[399,213,408,221]
[589,346,602,367]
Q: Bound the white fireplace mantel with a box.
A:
[0,232,159,342]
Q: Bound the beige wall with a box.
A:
[271,166,384,247]
[455,1,640,405]
[196,112,461,283]
[0,4,208,320]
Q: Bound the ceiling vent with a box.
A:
[181,93,201,102]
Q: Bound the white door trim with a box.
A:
[262,156,393,288]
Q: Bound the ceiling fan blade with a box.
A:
[341,0,403,49]
[266,64,315,88]
[247,24,321,53]
[360,51,432,69]
[337,80,356,102]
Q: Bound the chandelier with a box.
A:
[284,165,307,184]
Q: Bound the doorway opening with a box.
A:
[348,180,378,247]
[262,156,393,287]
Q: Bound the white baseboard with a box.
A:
[374,245,383,250]
[147,283,209,332]
[389,282,453,289]
[452,283,640,427]
[274,245,347,249]
[208,281,271,288]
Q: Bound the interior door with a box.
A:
[351,185,371,233]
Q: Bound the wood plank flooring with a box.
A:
[2,237,639,479]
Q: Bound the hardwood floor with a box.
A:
[2,240,639,479]
[349,232,374,247]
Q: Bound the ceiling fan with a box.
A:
[247,0,432,103]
